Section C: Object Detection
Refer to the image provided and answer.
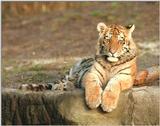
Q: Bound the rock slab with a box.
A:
[2,86,159,125]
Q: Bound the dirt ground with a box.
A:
[2,2,159,88]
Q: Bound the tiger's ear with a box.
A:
[97,22,107,33]
[126,24,135,38]
[126,24,135,33]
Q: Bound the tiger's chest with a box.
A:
[109,57,137,80]
[93,55,137,86]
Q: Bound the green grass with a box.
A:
[28,64,45,71]
[111,2,119,8]
[90,10,103,17]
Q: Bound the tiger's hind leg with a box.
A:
[82,73,103,109]
[101,74,133,112]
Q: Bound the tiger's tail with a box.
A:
[134,66,160,86]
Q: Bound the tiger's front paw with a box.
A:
[101,90,119,112]
[85,85,102,109]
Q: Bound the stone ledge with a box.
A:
[2,86,159,125]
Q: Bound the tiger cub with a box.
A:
[81,23,137,112]
[81,23,159,112]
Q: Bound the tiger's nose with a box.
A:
[109,48,117,55]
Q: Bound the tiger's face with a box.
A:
[97,23,135,62]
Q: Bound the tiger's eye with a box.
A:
[118,33,125,41]
[104,36,109,39]
[104,34,112,39]
[121,36,124,40]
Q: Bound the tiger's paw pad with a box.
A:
[101,91,118,112]
[85,87,102,109]
[86,95,102,109]
[101,104,116,112]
